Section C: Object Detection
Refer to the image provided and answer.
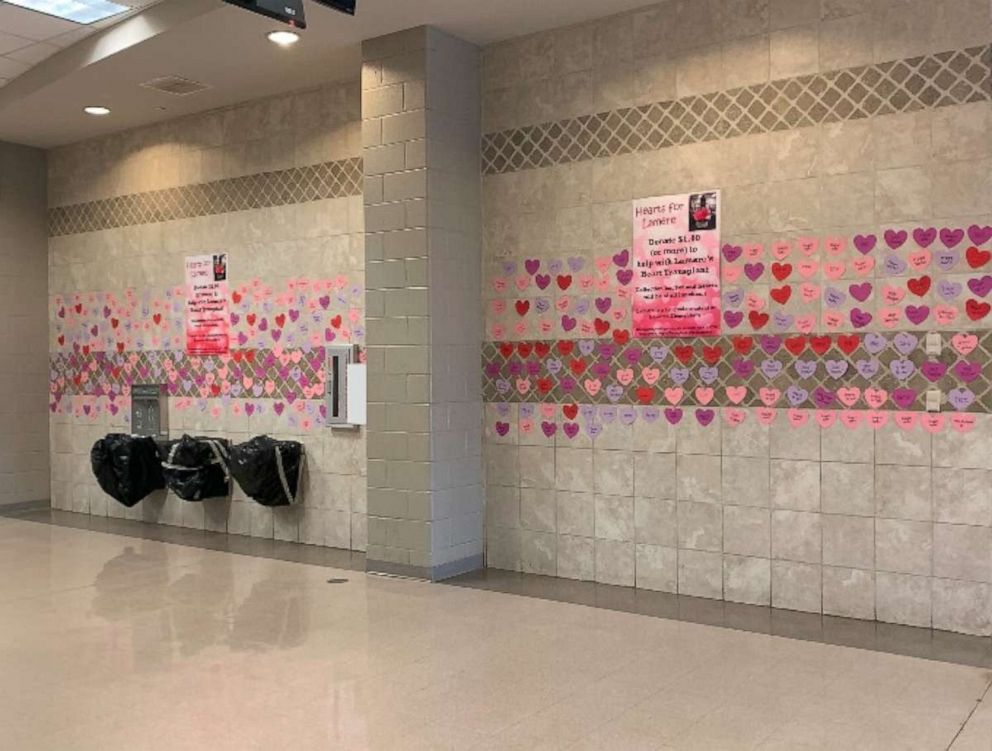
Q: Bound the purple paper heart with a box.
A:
[561,315,577,332]
[606,385,624,403]
[772,312,794,330]
[548,260,563,274]
[698,366,719,385]
[524,259,540,275]
[624,347,643,364]
[526,360,542,376]
[619,406,637,425]
[935,250,959,272]
[853,234,877,254]
[600,406,617,424]
[884,229,908,250]
[649,345,669,362]
[732,358,755,378]
[760,335,782,355]
[948,388,975,411]
[495,422,510,437]
[616,269,634,286]
[613,249,630,267]
[855,358,880,378]
[813,387,836,408]
[913,227,937,248]
[591,362,610,378]
[786,385,808,407]
[891,388,918,409]
[563,423,580,439]
[724,289,744,308]
[760,359,783,378]
[495,379,510,395]
[595,297,612,314]
[664,408,683,425]
[825,360,849,379]
[893,332,919,355]
[575,298,591,316]
[883,255,907,276]
[864,333,887,355]
[546,358,562,375]
[954,361,982,383]
[520,404,535,419]
[968,276,992,298]
[920,361,947,382]
[560,377,576,393]
[578,340,595,356]
[824,287,846,308]
[905,305,930,325]
[849,282,873,302]
[850,308,873,329]
[722,244,743,262]
[890,359,915,380]
[535,297,551,313]
[670,366,690,385]
[695,409,715,426]
[598,343,615,359]
[484,362,500,378]
[938,279,963,301]
[567,257,584,272]
[642,407,660,423]
[586,423,603,438]
[940,228,964,248]
[724,310,744,329]
[535,274,551,290]
[744,263,765,281]
[967,224,992,246]
[541,421,557,438]
[500,261,517,276]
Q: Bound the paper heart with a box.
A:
[951,333,979,356]
[755,408,776,425]
[853,234,876,254]
[884,229,908,250]
[969,275,992,298]
[951,414,977,433]
[814,410,836,428]
[723,244,743,262]
[948,388,975,411]
[864,388,888,409]
[664,387,684,405]
[940,228,964,248]
[852,257,875,277]
[787,409,809,427]
[893,412,918,431]
[743,244,764,260]
[772,241,792,261]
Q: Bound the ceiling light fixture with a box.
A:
[5,0,129,24]
[267,30,300,46]
[84,106,110,116]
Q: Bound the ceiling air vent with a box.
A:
[140,76,211,96]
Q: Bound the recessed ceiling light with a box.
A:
[6,0,129,24]
[84,106,110,116]
[267,30,300,47]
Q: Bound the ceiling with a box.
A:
[0,0,652,148]
[0,0,164,87]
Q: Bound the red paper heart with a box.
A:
[563,404,579,420]
[784,336,806,355]
[636,387,654,404]
[674,345,695,363]
[771,262,792,281]
[515,300,530,316]
[810,335,832,355]
[612,329,630,345]
[770,285,792,304]
[906,275,931,296]
[702,345,722,364]
[557,341,574,356]
[733,336,754,355]
[966,246,991,269]
[556,274,573,290]
[517,343,533,358]
[499,342,514,358]
[594,318,610,335]
[837,334,860,355]
[749,310,769,329]
[966,299,991,321]
[534,342,550,357]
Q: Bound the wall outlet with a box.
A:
[925,332,942,355]
[926,389,942,413]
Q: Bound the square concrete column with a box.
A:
[362,27,483,580]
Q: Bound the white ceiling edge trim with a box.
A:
[0,0,215,113]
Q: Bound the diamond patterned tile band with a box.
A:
[49,157,364,237]
[482,45,992,174]
[481,331,992,412]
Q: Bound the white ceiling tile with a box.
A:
[0,55,31,78]
[6,41,58,64]
[0,30,33,55]
[47,26,93,48]
[0,3,79,41]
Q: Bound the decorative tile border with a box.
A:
[49,157,364,237]
[481,331,992,412]
[482,45,992,174]
[50,347,330,404]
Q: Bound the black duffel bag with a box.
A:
[159,435,231,501]
[229,436,305,507]
[90,434,166,507]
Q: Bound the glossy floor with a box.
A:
[1,517,990,751]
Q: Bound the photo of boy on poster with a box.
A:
[689,192,718,232]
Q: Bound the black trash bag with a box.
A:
[229,436,306,507]
[90,434,166,507]
[159,435,231,501]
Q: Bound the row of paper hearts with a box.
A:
[52,395,328,431]
[489,405,979,436]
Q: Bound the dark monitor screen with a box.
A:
[313,0,356,14]
[224,0,307,27]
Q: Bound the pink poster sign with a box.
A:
[632,191,721,337]
[185,253,230,355]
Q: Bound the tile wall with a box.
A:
[47,80,370,550]
[480,0,992,635]
[0,141,49,505]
